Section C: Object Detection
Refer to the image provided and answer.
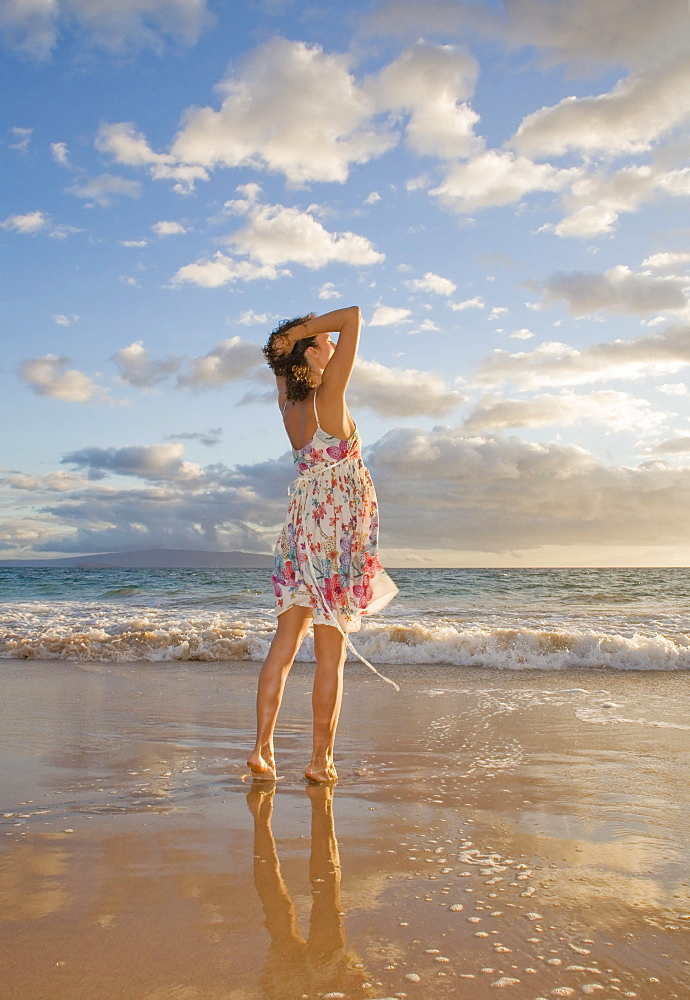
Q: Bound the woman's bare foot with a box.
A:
[247,746,277,780]
[305,767,337,784]
[305,756,338,784]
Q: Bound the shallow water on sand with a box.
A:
[1,661,689,1000]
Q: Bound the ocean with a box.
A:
[1,565,689,671]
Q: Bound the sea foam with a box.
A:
[1,601,688,670]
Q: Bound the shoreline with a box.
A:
[2,659,689,999]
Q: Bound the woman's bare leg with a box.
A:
[305,623,346,784]
[248,606,313,779]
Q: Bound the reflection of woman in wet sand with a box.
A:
[247,785,371,999]
[247,307,398,784]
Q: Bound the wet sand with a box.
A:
[1,658,689,1000]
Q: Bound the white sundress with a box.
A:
[272,393,399,686]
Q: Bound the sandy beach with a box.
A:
[1,658,689,1000]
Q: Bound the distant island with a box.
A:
[0,549,274,569]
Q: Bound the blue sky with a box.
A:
[2,0,690,566]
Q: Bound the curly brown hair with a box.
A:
[263,314,318,402]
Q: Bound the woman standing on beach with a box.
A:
[247,306,398,784]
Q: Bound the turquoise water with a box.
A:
[1,566,689,669]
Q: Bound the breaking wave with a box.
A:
[2,603,689,670]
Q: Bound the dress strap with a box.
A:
[312,389,320,429]
[281,398,289,417]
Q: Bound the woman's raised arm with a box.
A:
[307,306,361,396]
[277,306,359,349]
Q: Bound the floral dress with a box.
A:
[273,408,398,635]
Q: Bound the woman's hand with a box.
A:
[272,323,308,356]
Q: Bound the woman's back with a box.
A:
[281,389,355,452]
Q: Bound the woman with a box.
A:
[247,306,398,784]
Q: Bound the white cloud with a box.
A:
[96,122,209,193]
[71,0,211,51]
[0,513,77,554]
[540,265,688,317]
[366,0,688,73]
[366,423,690,552]
[174,189,383,287]
[237,309,271,326]
[93,27,690,235]
[553,165,690,239]
[19,355,110,403]
[173,253,284,288]
[165,427,222,447]
[513,57,690,158]
[347,358,463,417]
[364,191,381,205]
[431,150,579,213]
[0,1,58,60]
[171,37,394,184]
[1,209,81,239]
[9,126,32,152]
[120,239,148,247]
[111,342,182,389]
[94,36,398,191]
[50,141,69,165]
[647,436,690,455]
[93,37,489,193]
[369,306,412,326]
[227,191,384,269]
[405,174,430,192]
[509,329,534,340]
[406,271,457,296]
[52,313,79,326]
[0,0,212,60]
[67,173,142,206]
[50,224,82,239]
[642,316,669,329]
[1,470,88,492]
[177,337,263,389]
[475,324,690,389]
[151,220,188,236]
[370,41,481,160]
[448,296,485,311]
[658,382,688,396]
[552,204,620,239]
[318,282,342,300]
[15,472,277,555]
[62,443,203,482]
[463,389,668,434]
[497,0,689,71]
[1,209,49,234]
[658,169,690,199]
[643,252,690,271]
